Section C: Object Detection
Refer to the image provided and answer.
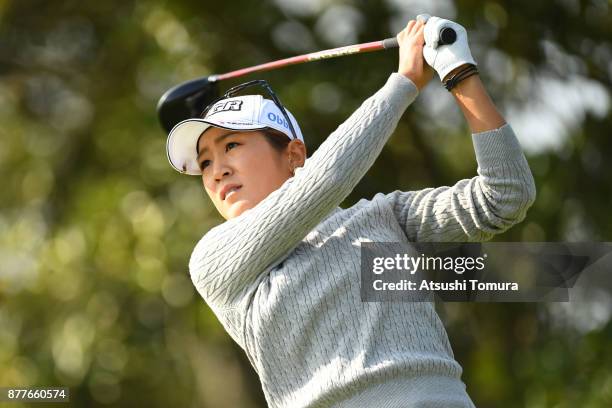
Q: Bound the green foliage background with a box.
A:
[0,0,611,406]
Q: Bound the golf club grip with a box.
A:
[382,27,457,49]
[382,37,398,49]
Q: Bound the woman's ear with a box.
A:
[287,139,307,168]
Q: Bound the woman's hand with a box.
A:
[422,16,477,82]
[396,19,434,91]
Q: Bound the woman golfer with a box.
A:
[166,15,536,408]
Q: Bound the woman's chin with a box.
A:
[225,200,253,219]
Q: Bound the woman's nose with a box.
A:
[213,161,231,181]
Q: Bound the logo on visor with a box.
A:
[208,100,243,116]
[267,112,289,129]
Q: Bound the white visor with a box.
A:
[166,94,304,175]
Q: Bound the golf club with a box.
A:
[157,27,456,133]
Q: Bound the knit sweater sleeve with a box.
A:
[385,123,536,242]
[189,73,419,310]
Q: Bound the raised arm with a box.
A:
[421,14,507,134]
[447,67,506,133]
[384,15,536,242]
[189,20,430,311]
[189,73,419,308]
[386,122,536,242]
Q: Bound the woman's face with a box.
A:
[196,126,294,220]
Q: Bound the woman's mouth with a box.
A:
[224,186,242,200]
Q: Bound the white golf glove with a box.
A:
[418,14,477,81]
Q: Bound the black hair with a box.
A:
[261,128,292,153]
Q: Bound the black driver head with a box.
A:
[156,76,220,133]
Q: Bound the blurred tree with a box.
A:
[0,0,610,407]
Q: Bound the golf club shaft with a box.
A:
[157,26,456,132]
[209,38,399,82]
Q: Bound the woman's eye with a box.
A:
[199,160,210,170]
[199,142,238,171]
[226,142,239,152]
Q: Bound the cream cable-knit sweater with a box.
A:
[189,73,536,407]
